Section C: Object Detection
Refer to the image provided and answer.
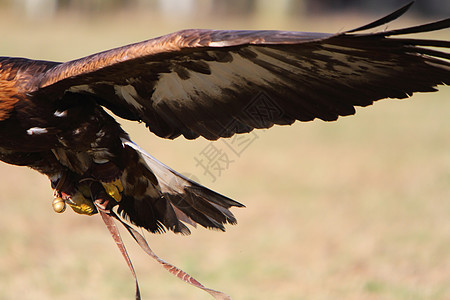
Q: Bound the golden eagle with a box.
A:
[0,3,448,299]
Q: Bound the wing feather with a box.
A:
[33,4,450,140]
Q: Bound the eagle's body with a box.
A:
[1,4,450,233]
[0,4,449,231]
[0,3,449,297]
[0,57,241,233]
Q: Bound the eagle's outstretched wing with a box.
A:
[35,3,449,140]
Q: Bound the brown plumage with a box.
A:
[0,4,449,235]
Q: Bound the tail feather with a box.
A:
[117,138,244,235]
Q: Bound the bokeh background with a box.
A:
[0,0,449,299]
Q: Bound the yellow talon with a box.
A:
[68,203,96,215]
[101,178,123,202]
[54,179,123,216]
[67,193,97,215]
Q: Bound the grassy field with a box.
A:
[0,8,449,300]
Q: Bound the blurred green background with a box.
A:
[0,1,449,299]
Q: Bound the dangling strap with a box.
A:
[94,198,231,300]
[98,210,141,300]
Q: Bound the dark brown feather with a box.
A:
[30,10,449,141]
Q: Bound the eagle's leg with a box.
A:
[51,170,98,215]
[48,94,126,214]
[51,168,124,216]
[101,178,123,203]
[52,189,97,216]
